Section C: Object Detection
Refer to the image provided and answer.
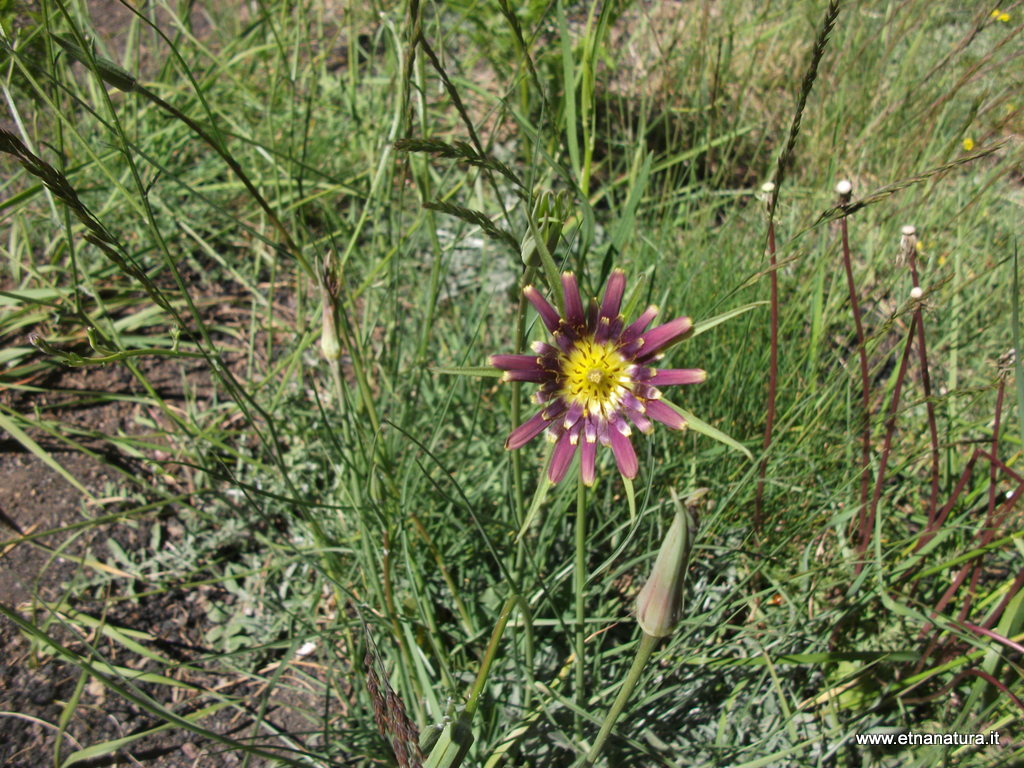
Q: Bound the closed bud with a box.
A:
[520,189,569,266]
[635,492,702,638]
[319,252,343,361]
[320,300,342,361]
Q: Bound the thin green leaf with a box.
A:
[662,399,752,460]
[690,301,768,338]
[432,366,503,378]
[60,702,231,768]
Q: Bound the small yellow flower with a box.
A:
[1000,13,1010,21]
[963,137,975,151]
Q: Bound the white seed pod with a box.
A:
[898,225,918,267]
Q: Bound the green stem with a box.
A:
[465,596,515,717]
[581,632,660,767]
[574,473,587,735]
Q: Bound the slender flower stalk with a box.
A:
[491,270,705,484]
[583,493,700,766]
[574,475,587,736]
[755,181,778,534]
[835,180,873,543]
[858,311,918,569]
[900,225,941,526]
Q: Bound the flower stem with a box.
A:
[581,632,659,767]
[754,218,778,534]
[859,312,918,566]
[908,251,941,528]
[465,595,516,717]
[840,214,873,548]
[574,473,587,737]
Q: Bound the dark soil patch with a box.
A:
[0,353,322,767]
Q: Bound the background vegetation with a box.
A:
[0,0,1021,766]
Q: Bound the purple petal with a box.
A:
[580,436,597,486]
[524,285,561,333]
[632,382,661,400]
[607,418,638,478]
[618,305,659,347]
[600,269,626,321]
[548,429,578,484]
[594,316,614,344]
[542,401,568,420]
[630,365,655,382]
[622,391,645,412]
[563,400,584,430]
[553,331,575,353]
[647,368,706,387]
[490,354,541,371]
[534,382,560,403]
[627,408,654,434]
[505,409,550,450]
[501,368,551,383]
[635,316,692,361]
[562,273,585,327]
[645,399,687,430]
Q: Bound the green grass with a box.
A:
[1,0,1022,766]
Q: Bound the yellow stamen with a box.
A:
[560,336,632,417]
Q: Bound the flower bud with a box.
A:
[320,300,342,361]
[520,189,569,266]
[319,252,343,361]
[635,493,701,638]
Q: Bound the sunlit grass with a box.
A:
[0,1,1022,766]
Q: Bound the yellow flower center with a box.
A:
[560,337,631,416]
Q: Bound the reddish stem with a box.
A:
[754,222,778,534]
[981,566,1024,631]
[960,380,1007,622]
[987,380,1005,522]
[913,447,983,554]
[920,479,1024,637]
[840,216,872,541]
[856,312,917,571]
[908,252,941,528]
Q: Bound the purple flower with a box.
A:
[491,270,705,485]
